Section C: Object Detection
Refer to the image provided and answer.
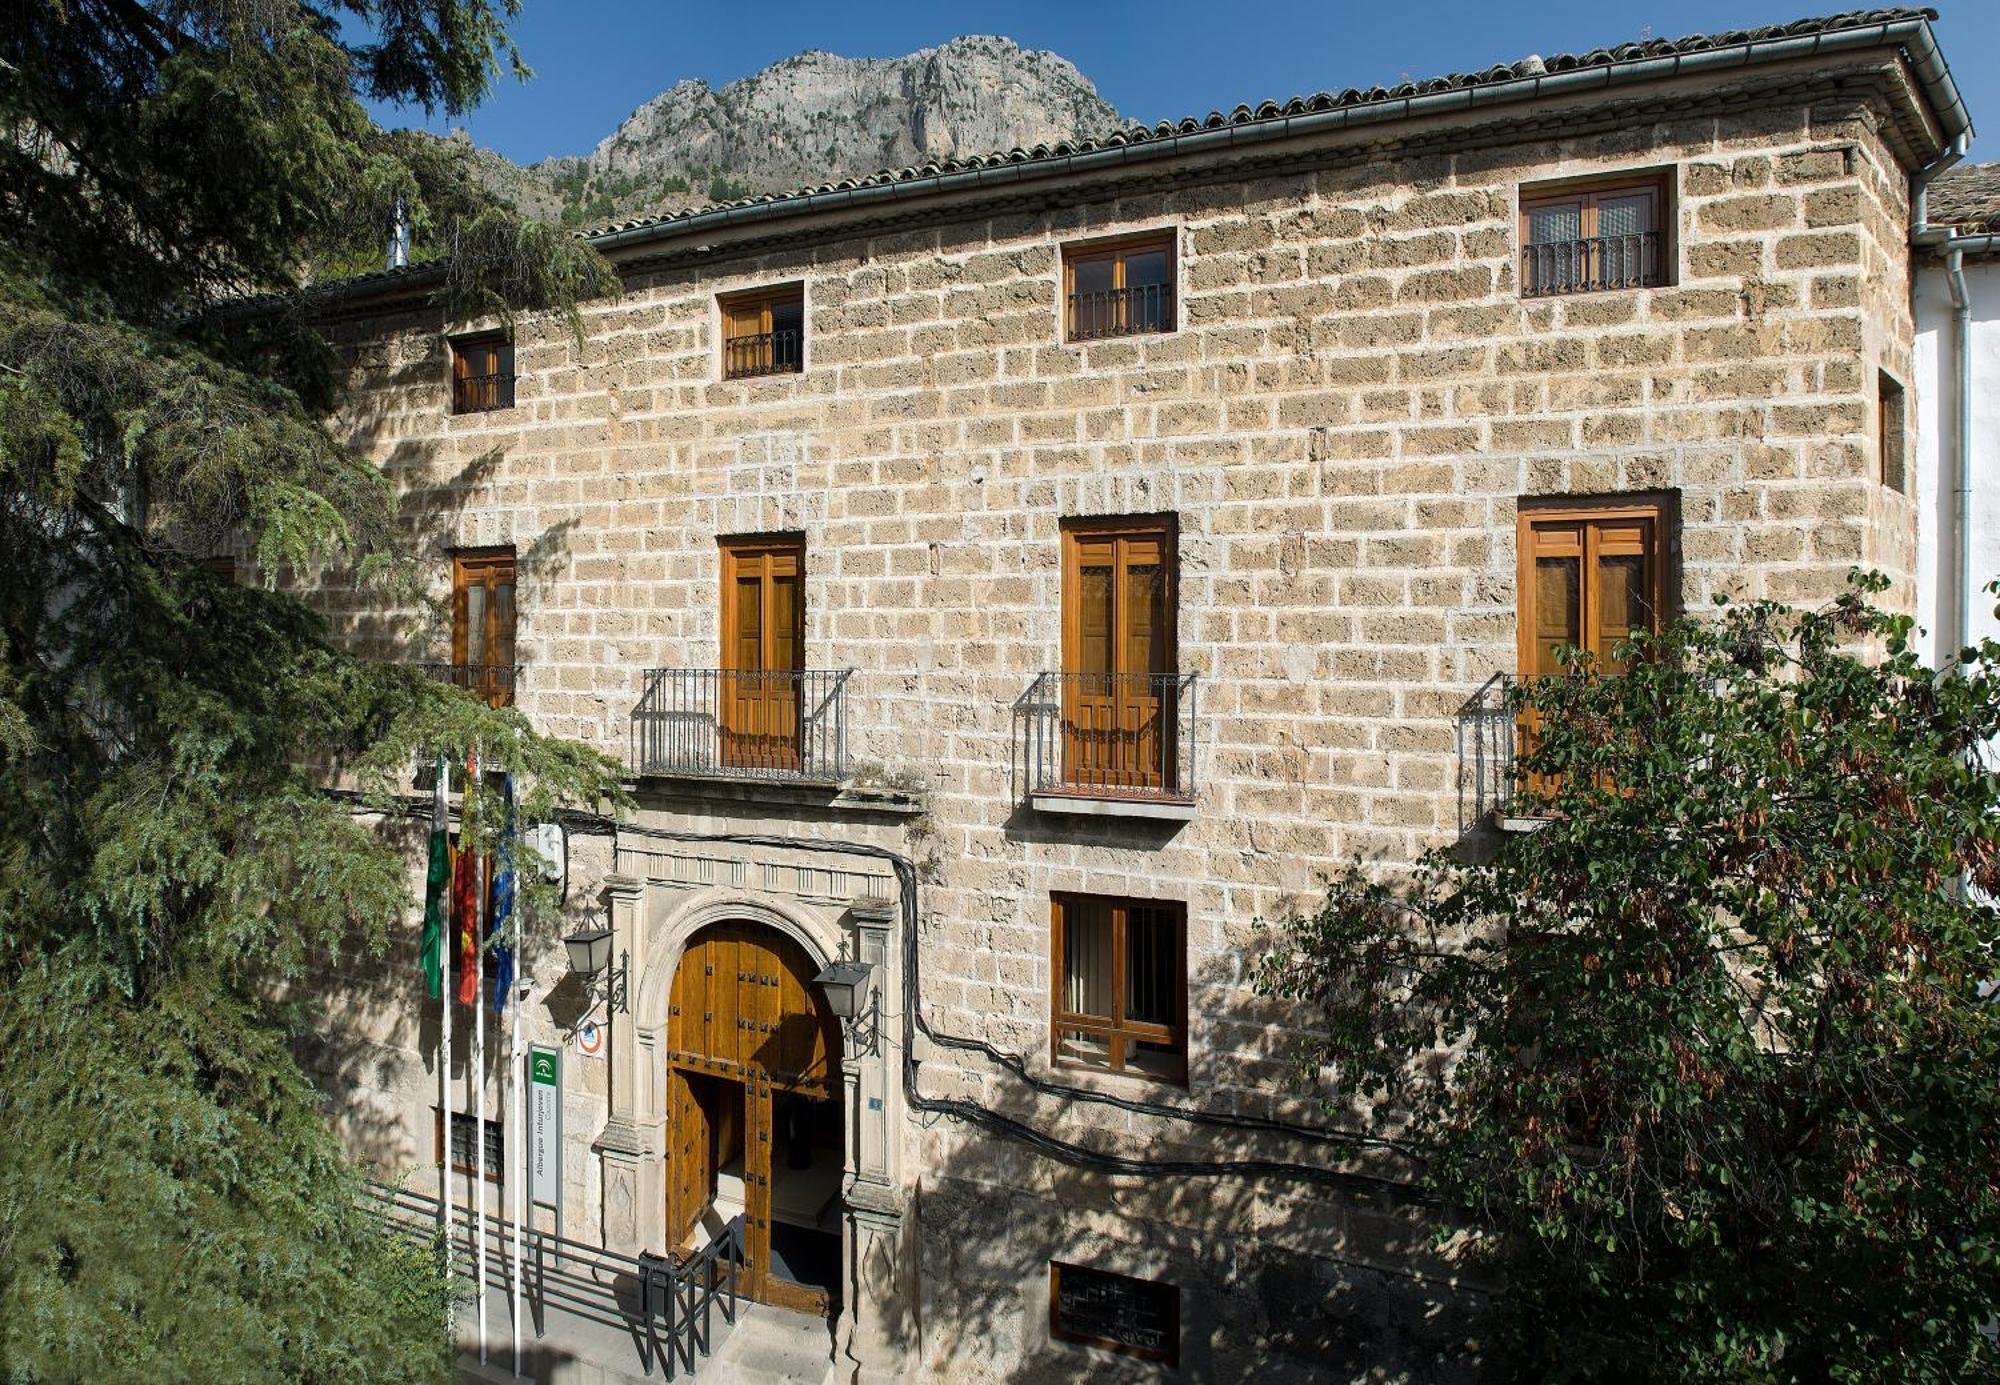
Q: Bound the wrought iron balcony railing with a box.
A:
[1521,230,1663,297]
[1066,283,1175,342]
[1022,671,1198,803]
[631,667,851,783]
[722,329,803,380]
[451,372,515,414]
[1456,673,1517,831]
[421,662,519,708]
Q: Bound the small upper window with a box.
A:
[1519,173,1669,298]
[450,334,515,414]
[1879,371,1908,494]
[721,285,805,380]
[1063,233,1175,342]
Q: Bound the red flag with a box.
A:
[454,834,479,1005]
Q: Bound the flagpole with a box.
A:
[474,750,489,1366]
[511,972,525,1377]
[438,752,455,1333]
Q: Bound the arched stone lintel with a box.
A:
[632,885,844,1049]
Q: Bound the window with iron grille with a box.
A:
[434,1108,504,1183]
[720,285,805,379]
[1051,893,1186,1084]
[1049,1261,1180,1365]
[1062,232,1176,342]
[449,333,515,414]
[1519,172,1671,298]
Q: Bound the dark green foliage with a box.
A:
[0,4,623,1380]
[1260,577,2000,1383]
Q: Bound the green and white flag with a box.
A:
[420,754,448,998]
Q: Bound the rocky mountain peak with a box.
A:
[469,36,1126,228]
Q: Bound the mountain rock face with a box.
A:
[472,36,1125,228]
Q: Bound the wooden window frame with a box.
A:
[1056,515,1181,797]
[717,535,807,771]
[1878,370,1908,493]
[718,283,805,380]
[449,333,515,414]
[1048,1261,1180,1366]
[451,547,517,708]
[1061,230,1178,343]
[1517,169,1674,297]
[433,1107,504,1184]
[1049,892,1188,1085]
[1515,496,1674,676]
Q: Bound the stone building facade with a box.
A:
[297,11,1970,1382]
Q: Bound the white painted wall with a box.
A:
[1914,253,2000,666]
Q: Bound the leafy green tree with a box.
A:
[1260,578,2000,1384]
[0,4,622,1379]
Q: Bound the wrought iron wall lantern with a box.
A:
[811,957,878,1055]
[563,926,628,1016]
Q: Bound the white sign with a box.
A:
[528,1045,561,1210]
[574,1019,605,1060]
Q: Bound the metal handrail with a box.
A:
[360,1180,745,1381]
[722,329,803,379]
[1022,670,1197,802]
[631,667,852,783]
[452,372,516,413]
[1066,282,1175,340]
[1521,230,1663,297]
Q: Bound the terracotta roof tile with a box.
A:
[1931,162,2000,234]
[575,8,1940,242]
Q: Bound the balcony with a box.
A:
[631,667,851,784]
[421,662,518,709]
[1021,671,1198,819]
[1456,673,1553,835]
[1520,230,1663,298]
[450,372,515,414]
[1066,283,1174,342]
[722,329,803,380]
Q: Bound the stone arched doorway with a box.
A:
[664,921,843,1315]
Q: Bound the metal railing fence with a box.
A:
[419,662,519,708]
[1022,670,1197,802]
[1521,230,1663,297]
[630,667,851,783]
[1067,283,1175,341]
[361,1180,743,1381]
[1456,673,1517,832]
[452,372,516,413]
[722,329,803,379]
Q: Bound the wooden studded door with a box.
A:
[665,924,840,1310]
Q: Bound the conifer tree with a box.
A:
[0,5,622,1378]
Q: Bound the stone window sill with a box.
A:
[1030,792,1197,823]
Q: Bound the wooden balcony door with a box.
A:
[720,538,804,771]
[1061,519,1176,794]
[451,549,516,707]
[1517,502,1667,795]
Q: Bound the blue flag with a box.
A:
[488,774,515,1016]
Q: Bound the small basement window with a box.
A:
[434,1108,504,1183]
[1879,371,1908,493]
[450,333,514,414]
[1063,232,1176,342]
[1049,1262,1179,1365]
[1519,172,1670,298]
[721,284,805,379]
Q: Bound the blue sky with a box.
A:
[370,1,1999,165]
